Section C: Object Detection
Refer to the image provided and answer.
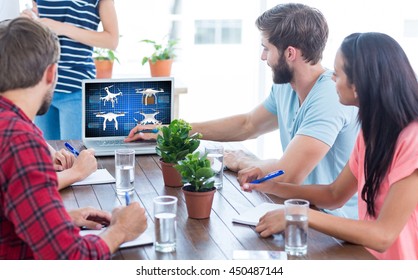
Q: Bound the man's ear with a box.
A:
[45,63,58,86]
[286,46,297,61]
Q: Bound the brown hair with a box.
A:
[0,17,60,93]
[255,3,328,64]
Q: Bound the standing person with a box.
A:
[125,3,360,219]
[0,17,146,259]
[245,32,418,260]
[23,0,119,140]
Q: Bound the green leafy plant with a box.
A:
[156,119,201,164]
[140,38,178,65]
[93,48,120,63]
[175,151,215,192]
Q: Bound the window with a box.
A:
[194,20,242,44]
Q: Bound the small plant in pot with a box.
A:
[156,119,201,187]
[140,38,178,77]
[175,151,216,219]
[93,47,120,79]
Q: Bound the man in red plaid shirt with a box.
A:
[0,17,147,259]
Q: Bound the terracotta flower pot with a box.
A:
[149,59,173,77]
[182,185,216,219]
[94,59,114,79]
[159,159,183,187]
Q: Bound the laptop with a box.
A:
[82,77,174,156]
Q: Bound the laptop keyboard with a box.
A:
[99,139,126,146]
[95,139,156,147]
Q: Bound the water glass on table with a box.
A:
[205,145,224,189]
[115,149,135,196]
[153,195,178,253]
[284,199,309,256]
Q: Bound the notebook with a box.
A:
[232,202,284,226]
[71,169,115,186]
[79,219,154,249]
[82,77,174,156]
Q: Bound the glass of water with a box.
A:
[115,149,135,196]
[205,144,224,189]
[153,195,177,253]
[284,199,309,256]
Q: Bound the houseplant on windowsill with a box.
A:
[175,151,216,219]
[93,48,120,79]
[140,38,178,77]
[156,119,201,187]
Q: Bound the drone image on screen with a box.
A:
[95,111,126,130]
[100,85,123,108]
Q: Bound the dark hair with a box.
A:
[0,17,60,93]
[340,32,418,217]
[255,3,328,64]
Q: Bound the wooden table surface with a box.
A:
[49,140,375,260]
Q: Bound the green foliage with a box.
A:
[93,48,120,63]
[140,38,179,65]
[175,151,215,192]
[156,119,201,164]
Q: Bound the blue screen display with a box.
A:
[84,79,172,138]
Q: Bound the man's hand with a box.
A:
[70,149,97,181]
[224,149,258,172]
[124,124,159,142]
[68,207,111,230]
[52,148,76,171]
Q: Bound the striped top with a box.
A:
[36,0,100,93]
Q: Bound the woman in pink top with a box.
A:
[243,32,418,260]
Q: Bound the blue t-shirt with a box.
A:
[36,0,100,93]
[263,70,359,219]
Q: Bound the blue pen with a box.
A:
[251,170,285,184]
[134,128,159,134]
[64,142,79,157]
[125,191,130,206]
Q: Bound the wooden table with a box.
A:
[49,140,376,260]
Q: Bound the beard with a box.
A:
[272,53,293,84]
[36,87,53,116]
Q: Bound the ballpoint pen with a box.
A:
[125,191,130,206]
[134,128,159,135]
[64,142,79,157]
[251,169,285,184]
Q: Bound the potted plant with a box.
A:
[140,38,178,77]
[156,119,201,187]
[175,151,216,219]
[93,48,120,79]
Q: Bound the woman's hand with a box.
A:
[255,208,286,237]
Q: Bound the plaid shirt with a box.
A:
[0,96,110,259]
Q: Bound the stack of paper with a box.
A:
[232,202,284,226]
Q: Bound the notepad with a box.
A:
[71,168,115,186]
[79,224,154,249]
[232,202,284,226]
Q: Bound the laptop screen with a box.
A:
[82,77,173,139]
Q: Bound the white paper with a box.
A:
[79,224,154,249]
[233,250,287,260]
[71,168,115,186]
[232,202,284,226]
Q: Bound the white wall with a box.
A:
[112,0,418,159]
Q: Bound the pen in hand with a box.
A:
[64,142,79,157]
[250,170,285,184]
[125,191,130,206]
